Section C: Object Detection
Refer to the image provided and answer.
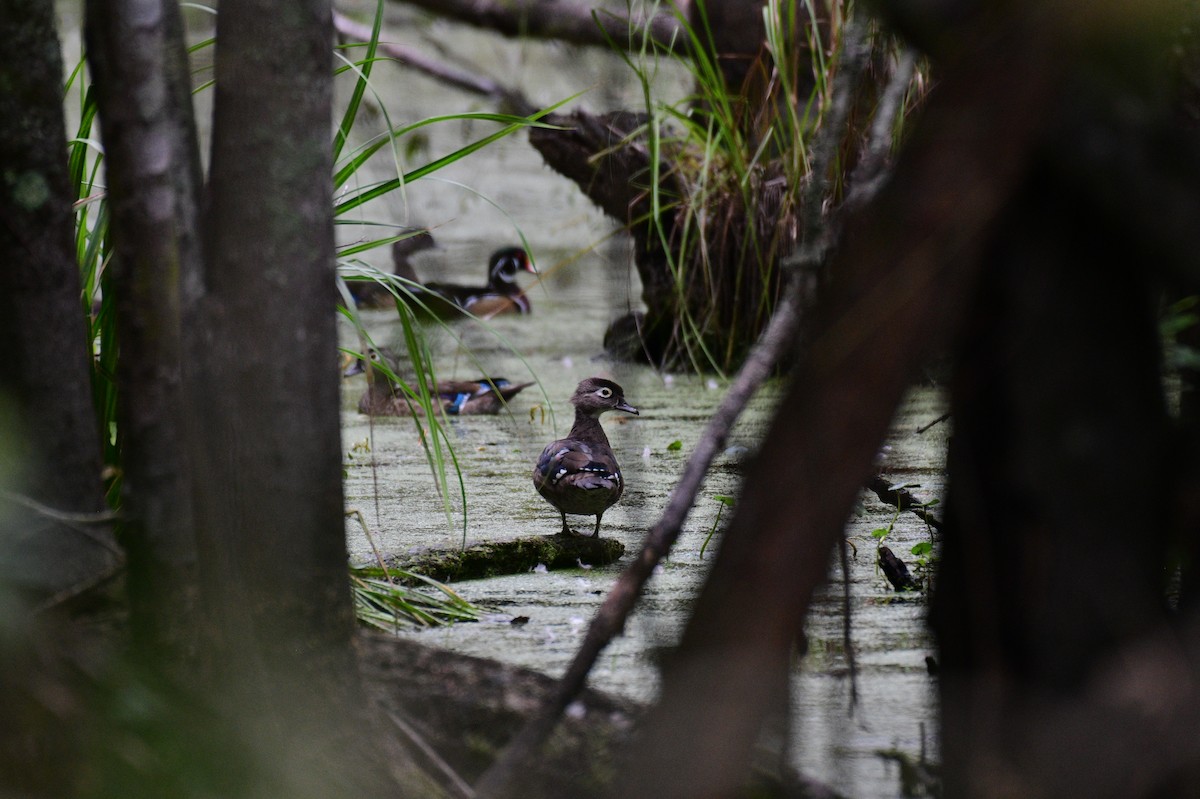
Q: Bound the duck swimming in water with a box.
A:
[346,348,532,417]
[414,246,536,319]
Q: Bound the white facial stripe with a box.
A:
[494,256,518,284]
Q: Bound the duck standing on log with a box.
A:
[533,378,639,537]
[346,348,532,416]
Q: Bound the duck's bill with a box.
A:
[342,353,365,377]
[616,401,639,415]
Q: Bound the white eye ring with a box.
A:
[597,387,613,398]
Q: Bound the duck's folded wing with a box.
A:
[536,444,618,488]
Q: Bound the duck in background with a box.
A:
[532,378,639,537]
[345,347,532,417]
[405,246,536,319]
[346,228,437,309]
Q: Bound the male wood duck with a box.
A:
[346,348,532,416]
[532,378,639,537]
[412,246,536,319]
[347,228,437,309]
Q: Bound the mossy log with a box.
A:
[371,534,625,584]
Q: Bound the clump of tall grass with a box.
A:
[609,0,924,373]
[351,566,482,630]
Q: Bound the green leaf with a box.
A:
[871,527,889,540]
[911,541,933,556]
[712,494,735,506]
[667,440,683,451]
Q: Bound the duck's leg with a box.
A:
[559,510,571,536]
[591,512,603,538]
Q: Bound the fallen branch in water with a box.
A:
[866,475,943,532]
[915,411,951,434]
[387,0,686,54]
[332,11,535,113]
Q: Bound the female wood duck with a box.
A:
[346,348,532,416]
[532,378,639,537]
[348,228,437,309]
[412,246,536,319]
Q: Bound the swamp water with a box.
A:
[327,5,950,796]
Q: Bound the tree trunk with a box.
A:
[0,4,115,795]
[0,0,117,599]
[192,1,402,794]
[85,0,206,659]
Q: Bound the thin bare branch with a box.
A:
[385,709,476,799]
[801,13,872,247]
[846,45,920,208]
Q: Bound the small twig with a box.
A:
[838,537,859,709]
[846,46,919,209]
[345,508,395,586]
[2,490,123,556]
[32,561,125,614]
[2,489,120,525]
[915,411,951,434]
[385,709,476,799]
[801,13,872,248]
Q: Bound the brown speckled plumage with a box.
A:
[532,378,638,537]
